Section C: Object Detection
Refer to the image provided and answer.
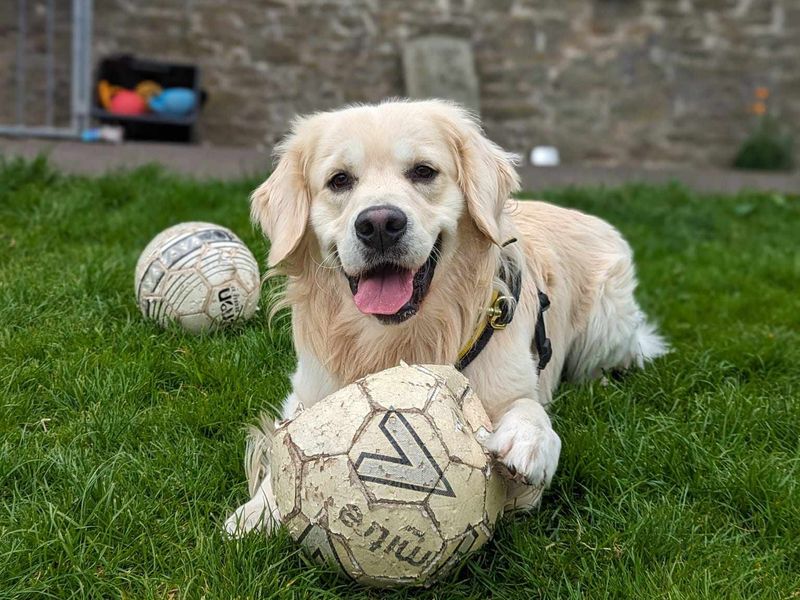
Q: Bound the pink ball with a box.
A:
[109,90,147,115]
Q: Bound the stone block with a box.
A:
[402,35,480,113]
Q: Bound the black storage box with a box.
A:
[92,55,202,143]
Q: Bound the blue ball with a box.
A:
[149,88,197,117]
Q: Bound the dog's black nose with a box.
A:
[354,205,407,252]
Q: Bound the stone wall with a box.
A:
[2,1,798,169]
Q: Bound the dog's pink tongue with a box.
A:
[354,269,414,315]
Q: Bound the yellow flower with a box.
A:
[751,102,767,115]
[755,87,770,100]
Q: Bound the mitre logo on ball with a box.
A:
[271,363,508,587]
[353,410,455,498]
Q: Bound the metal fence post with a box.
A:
[71,0,93,134]
[1,0,93,139]
[45,0,55,127]
[15,0,27,127]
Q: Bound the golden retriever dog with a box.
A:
[224,99,667,536]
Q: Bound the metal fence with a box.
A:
[0,0,93,139]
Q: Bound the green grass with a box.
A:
[1,156,799,599]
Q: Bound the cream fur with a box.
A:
[224,99,667,537]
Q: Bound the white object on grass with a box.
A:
[530,146,561,166]
[270,363,506,587]
[134,222,260,333]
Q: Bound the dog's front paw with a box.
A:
[485,409,561,487]
[223,497,281,538]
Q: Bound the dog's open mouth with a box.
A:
[346,235,442,324]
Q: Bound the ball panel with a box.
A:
[424,461,487,540]
[207,284,248,324]
[415,364,470,403]
[236,265,262,294]
[361,365,440,411]
[195,245,258,285]
[285,512,343,570]
[504,480,545,514]
[170,272,212,316]
[138,294,168,322]
[424,522,491,582]
[281,509,309,543]
[286,387,372,458]
[324,484,372,544]
[147,291,177,328]
[299,454,367,526]
[177,311,214,334]
[425,391,489,470]
[155,270,211,329]
[349,410,451,504]
[271,429,302,521]
[356,573,420,588]
[197,251,239,287]
[342,503,444,582]
[135,258,168,302]
[240,279,260,320]
[484,466,507,525]
[158,236,206,271]
[460,387,494,441]
[328,532,364,579]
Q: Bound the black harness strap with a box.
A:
[534,290,553,371]
[454,265,552,373]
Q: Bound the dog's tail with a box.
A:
[633,319,669,368]
[244,413,275,497]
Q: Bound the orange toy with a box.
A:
[97,80,121,110]
[135,80,163,101]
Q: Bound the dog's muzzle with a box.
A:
[346,234,442,324]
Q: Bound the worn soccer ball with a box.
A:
[271,363,506,587]
[135,222,260,333]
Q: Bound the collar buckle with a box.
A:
[487,294,512,330]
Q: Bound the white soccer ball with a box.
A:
[135,222,261,333]
[271,363,507,587]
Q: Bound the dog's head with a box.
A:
[252,100,519,324]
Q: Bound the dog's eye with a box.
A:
[328,172,354,191]
[409,164,437,182]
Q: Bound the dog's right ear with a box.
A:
[435,102,520,246]
[250,124,311,268]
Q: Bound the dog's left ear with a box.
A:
[451,112,520,245]
[250,118,313,268]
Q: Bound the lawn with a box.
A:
[1,157,798,599]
